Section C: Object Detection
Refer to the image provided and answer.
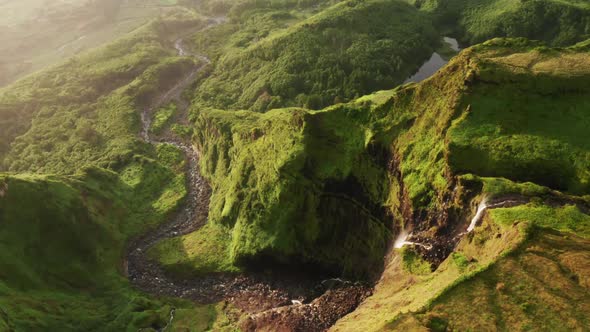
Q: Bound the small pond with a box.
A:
[404,37,461,84]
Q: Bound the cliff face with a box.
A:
[192,106,393,278]
[186,38,465,276]
[177,38,590,291]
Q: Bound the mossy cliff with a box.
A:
[158,38,590,291]
[337,39,590,330]
[190,106,394,278]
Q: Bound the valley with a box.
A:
[1,0,590,331]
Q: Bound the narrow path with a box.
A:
[126,17,368,331]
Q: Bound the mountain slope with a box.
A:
[0,11,208,173]
[410,0,590,46]
[159,37,590,330]
[189,0,439,112]
[0,11,236,332]
[2,1,590,331]
[334,38,590,330]
[0,167,185,331]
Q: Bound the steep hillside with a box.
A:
[189,0,439,112]
[0,10,239,331]
[410,0,590,46]
[0,163,218,331]
[0,13,205,173]
[334,39,590,330]
[448,39,590,195]
[150,38,590,330]
[2,1,590,331]
[0,0,195,87]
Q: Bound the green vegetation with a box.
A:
[0,14,203,173]
[448,39,590,195]
[0,162,188,330]
[0,0,198,87]
[401,247,432,275]
[333,207,528,331]
[171,123,193,138]
[393,228,590,331]
[150,222,238,276]
[181,105,393,278]
[451,252,470,271]
[0,9,240,331]
[153,37,590,283]
[189,0,439,112]
[491,203,590,237]
[462,174,551,198]
[411,0,590,46]
[332,39,590,330]
[151,102,178,134]
[0,122,234,331]
[179,37,590,330]
[3,0,590,330]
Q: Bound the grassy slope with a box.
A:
[0,165,237,331]
[0,0,192,87]
[387,218,590,331]
[332,39,590,330]
[189,0,439,112]
[0,164,180,331]
[448,39,590,195]
[149,38,590,329]
[0,11,205,173]
[0,10,240,331]
[333,206,530,331]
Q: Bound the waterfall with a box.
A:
[394,227,411,249]
[393,227,432,250]
[467,198,488,233]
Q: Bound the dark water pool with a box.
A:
[404,37,460,84]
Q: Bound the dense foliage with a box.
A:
[172,38,590,330]
[449,40,590,195]
[0,11,232,332]
[189,0,439,112]
[410,0,590,46]
[0,155,191,330]
[2,1,590,331]
[0,14,204,174]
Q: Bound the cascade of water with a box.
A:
[393,227,411,249]
[393,227,432,250]
[467,198,488,233]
